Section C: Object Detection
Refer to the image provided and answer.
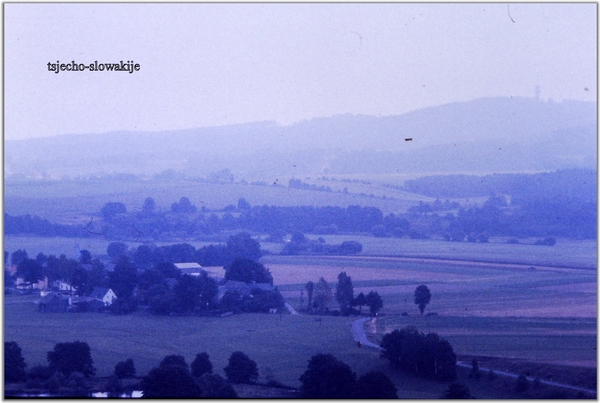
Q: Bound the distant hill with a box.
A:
[5,97,596,179]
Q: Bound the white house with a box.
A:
[89,287,118,306]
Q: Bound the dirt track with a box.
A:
[301,254,595,273]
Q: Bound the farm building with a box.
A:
[175,262,221,278]
[16,276,48,291]
[88,287,118,306]
[174,262,203,275]
[218,280,274,299]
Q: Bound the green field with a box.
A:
[3,299,381,389]
[4,178,430,221]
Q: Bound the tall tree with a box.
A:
[299,353,356,399]
[197,373,238,398]
[142,197,156,213]
[224,258,273,284]
[10,249,28,266]
[159,355,188,370]
[380,326,456,381]
[335,272,354,316]
[5,341,27,383]
[226,232,262,263]
[47,341,95,377]
[171,197,197,214]
[142,364,200,398]
[107,242,128,263]
[108,256,138,299]
[355,371,398,399]
[173,275,201,313]
[101,202,127,221]
[353,292,366,313]
[191,352,213,378]
[414,285,432,315]
[223,351,258,384]
[114,358,136,379]
[79,249,92,264]
[305,281,315,312]
[313,277,332,313]
[237,197,251,210]
[16,258,44,290]
[365,290,383,315]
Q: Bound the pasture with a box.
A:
[4,178,430,221]
[2,297,554,399]
[4,299,383,389]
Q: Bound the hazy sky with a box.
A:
[4,3,597,140]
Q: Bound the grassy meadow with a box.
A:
[4,298,384,389]
[4,295,565,399]
[4,177,431,222]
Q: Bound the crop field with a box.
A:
[265,255,597,318]
[263,254,596,372]
[301,235,598,269]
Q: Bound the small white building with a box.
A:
[174,262,203,276]
[88,287,118,306]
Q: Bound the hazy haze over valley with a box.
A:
[4,3,597,399]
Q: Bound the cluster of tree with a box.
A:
[100,199,404,241]
[408,199,461,214]
[5,236,276,316]
[380,326,457,381]
[299,353,398,398]
[6,249,107,296]
[5,340,97,395]
[280,232,363,256]
[8,194,409,243]
[142,353,237,398]
[288,178,332,192]
[403,169,597,240]
[107,232,262,269]
[219,258,284,314]
[238,204,387,234]
[304,274,383,316]
[4,340,240,398]
[4,213,93,238]
[441,196,595,240]
[403,169,597,201]
[146,272,219,315]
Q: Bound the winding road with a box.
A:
[351,317,597,396]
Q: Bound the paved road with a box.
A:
[351,318,597,396]
[351,317,383,350]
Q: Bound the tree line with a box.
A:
[303,273,383,316]
[5,340,399,398]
